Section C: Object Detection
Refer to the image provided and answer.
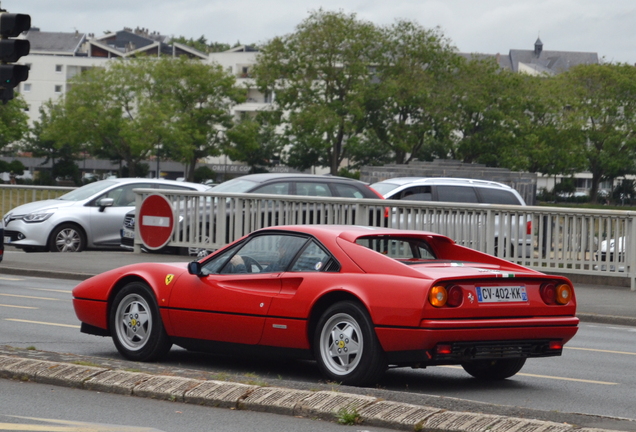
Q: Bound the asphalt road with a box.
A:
[0,246,636,430]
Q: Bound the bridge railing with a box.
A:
[130,189,636,290]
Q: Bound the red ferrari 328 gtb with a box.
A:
[73,225,578,386]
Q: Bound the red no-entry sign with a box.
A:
[138,194,175,250]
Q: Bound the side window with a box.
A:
[95,183,152,207]
[253,182,290,195]
[296,182,332,197]
[291,240,332,272]
[477,188,523,205]
[435,186,478,203]
[333,184,364,198]
[201,245,238,275]
[399,186,432,201]
[218,234,307,274]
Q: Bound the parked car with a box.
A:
[370,177,531,257]
[121,173,386,255]
[3,178,209,253]
[73,225,578,386]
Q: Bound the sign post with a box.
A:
[138,194,175,250]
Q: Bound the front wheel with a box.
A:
[49,223,86,252]
[313,301,386,386]
[461,358,526,380]
[109,282,172,361]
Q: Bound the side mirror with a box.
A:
[188,261,202,276]
[98,197,114,212]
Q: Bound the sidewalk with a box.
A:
[1,247,635,431]
[1,248,635,326]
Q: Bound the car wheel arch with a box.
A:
[307,290,370,347]
[47,221,88,251]
[106,275,157,330]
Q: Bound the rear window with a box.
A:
[356,236,436,260]
[370,182,400,196]
[477,188,523,205]
[333,183,365,198]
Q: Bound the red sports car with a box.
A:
[73,225,578,386]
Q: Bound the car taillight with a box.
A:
[540,283,556,304]
[429,285,447,307]
[446,285,463,307]
[526,220,532,235]
[540,282,572,305]
[556,284,572,305]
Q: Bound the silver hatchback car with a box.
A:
[3,178,209,252]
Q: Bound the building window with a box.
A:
[23,83,31,92]
[54,85,63,94]
[55,64,63,73]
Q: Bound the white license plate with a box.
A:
[4,236,10,243]
[476,286,527,303]
[122,230,135,239]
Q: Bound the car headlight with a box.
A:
[23,210,56,223]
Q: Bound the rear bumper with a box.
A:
[376,316,579,365]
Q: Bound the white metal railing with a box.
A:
[131,189,636,290]
[0,185,75,218]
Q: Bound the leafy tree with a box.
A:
[254,9,380,174]
[194,165,216,183]
[505,74,586,176]
[224,113,283,172]
[363,20,460,165]
[562,63,636,202]
[42,60,157,176]
[147,56,245,181]
[443,58,526,166]
[0,95,29,152]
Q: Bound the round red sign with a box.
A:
[138,194,175,250]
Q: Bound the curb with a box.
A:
[576,313,636,327]
[0,354,626,432]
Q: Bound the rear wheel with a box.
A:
[49,223,86,252]
[109,282,172,361]
[313,301,386,386]
[461,358,526,380]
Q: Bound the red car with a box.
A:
[73,225,578,386]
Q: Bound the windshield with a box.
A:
[370,182,400,196]
[58,180,118,201]
[211,178,259,193]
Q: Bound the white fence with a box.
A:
[0,185,74,217]
[129,189,636,290]
[1,184,633,289]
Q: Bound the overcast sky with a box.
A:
[9,0,636,64]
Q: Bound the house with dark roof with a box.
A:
[460,38,599,75]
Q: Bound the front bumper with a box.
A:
[4,219,55,248]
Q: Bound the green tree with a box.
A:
[147,56,245,181]
[43,60,157,176]
[444,58,527,166]
[224,113,283,172]
[363,20,460,165]
[254,9,380,174]
[506,74,586,176]
[563,63,636,202]
[0,95,29,152]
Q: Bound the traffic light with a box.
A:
[0,11,30,103]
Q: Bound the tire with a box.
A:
[109,282,172,362]
[48,223,86,252]
[313,301,386,386]
[461,358,526,380]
